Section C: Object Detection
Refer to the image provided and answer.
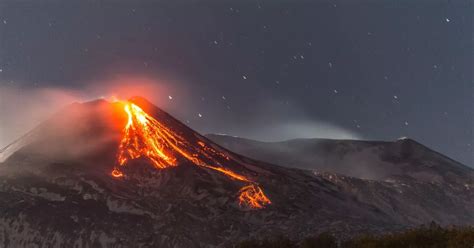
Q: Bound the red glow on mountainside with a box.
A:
[112,101,271,209]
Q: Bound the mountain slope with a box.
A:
[206,134,473,185]
[0,98,472,247]
[206,134,474,231]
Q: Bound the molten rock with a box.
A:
[114,101,270,209]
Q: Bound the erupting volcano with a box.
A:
[0,96,472,248]
[112,100,271,209]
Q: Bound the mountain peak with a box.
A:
[1,97,272,209]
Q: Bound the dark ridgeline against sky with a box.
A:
[0,1,472,166]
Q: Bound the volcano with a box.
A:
[0,97,472,247]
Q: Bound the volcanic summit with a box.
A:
[0,97,472,247]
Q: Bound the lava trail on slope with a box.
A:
[112,99,271,209]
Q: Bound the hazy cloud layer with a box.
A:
[0,78,362,149]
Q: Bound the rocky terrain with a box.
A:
[0,97,472,247]
[208,135,474,227]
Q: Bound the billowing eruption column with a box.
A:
[112,102,271,209]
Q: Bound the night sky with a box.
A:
[0,1,472,166]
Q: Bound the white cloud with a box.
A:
[241,120,362,142]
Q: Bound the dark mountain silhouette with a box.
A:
[0,98,472,247]
[206,134,473,185]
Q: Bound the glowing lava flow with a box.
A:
[238,185,272,209]
[112,101,271,209]
[116,103,177,169]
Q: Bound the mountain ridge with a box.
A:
[0,98,472,247]
[206,133,473,184]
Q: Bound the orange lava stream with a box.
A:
[117,103,177,169]
[238,185,272,209]
[113,101,271,209]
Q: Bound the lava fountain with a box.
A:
[112,101,271,209]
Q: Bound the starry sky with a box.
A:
[0,1,472,166]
